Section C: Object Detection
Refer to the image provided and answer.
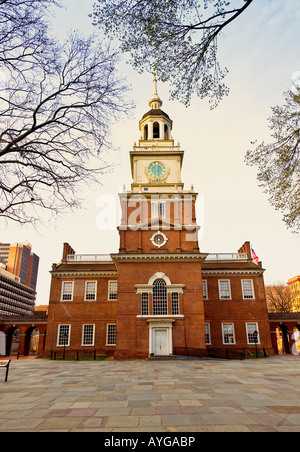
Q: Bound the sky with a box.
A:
[1,0,299,305]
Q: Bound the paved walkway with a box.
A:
[0,356,300,432]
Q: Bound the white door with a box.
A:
[154,329,169,355]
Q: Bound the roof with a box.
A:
[269,312,300,321]
[142,109,170,120]
[51,261,117,277]
[0,312,48,324]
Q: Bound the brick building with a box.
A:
[44,76,273,359]
[287,276,300,312]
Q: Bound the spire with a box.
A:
[153,71,158,96]
[149,71,163,109]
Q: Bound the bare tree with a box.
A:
[246,87,300,233]
[266,284,294,313]
[0,0,130,224]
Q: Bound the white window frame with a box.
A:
[57,324,71,346]
[106,324,116,346]
[141,293,149,316]
[205,323,211,345]
[81,324,95,346]
[202,280,208,300]
[108,280,118,301]
[218,279,232,300]
[222,323,236,345]
[241,279,255,300]
[171,292,180,315]
[246,322,260,345]
[61,281,74,301]
[151,201,166,219]
[84,281,97,301]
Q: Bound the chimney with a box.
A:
[238,241,252,261]
[62,243,76,262]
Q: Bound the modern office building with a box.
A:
[0,242,39,290]
[0,242,39,316]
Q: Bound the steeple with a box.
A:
[149,72,163,110]
[139,74,173,142]
[128,74,185,194]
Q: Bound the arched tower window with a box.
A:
[153,279,167,315]
[144,124,148,140]
[153,122,160,139]
[164,124,169,139]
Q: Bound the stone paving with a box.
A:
[0,356,300,432]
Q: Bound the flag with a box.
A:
[251,248,259,263]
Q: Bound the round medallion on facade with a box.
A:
[150,231,168,248]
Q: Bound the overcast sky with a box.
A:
[1,0,299,305]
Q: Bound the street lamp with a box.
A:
[63,332,68,360]
[253,330,258,358]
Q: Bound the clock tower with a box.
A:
[131,72,184,193]
[112,74,208,359]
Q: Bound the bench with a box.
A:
[0,360,11,382]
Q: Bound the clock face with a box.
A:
[147,161,167,179]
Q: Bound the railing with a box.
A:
[49,349,112,361]
[66,254,113,262]
[206,253,248,261]
[174,347,268,360]
[133,145,182,152]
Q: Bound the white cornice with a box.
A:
[111,253,208,265]
[202,269,265,276]
[51,271,118,278]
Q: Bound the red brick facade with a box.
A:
[43,79,273,359]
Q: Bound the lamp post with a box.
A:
[253,330,258,358]
[63,332,68,360]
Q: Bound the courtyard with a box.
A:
[0,356,300,432]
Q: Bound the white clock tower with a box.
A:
[130,73,185,194]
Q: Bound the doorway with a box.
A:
[148,320,174,356]
[154,329,169,355]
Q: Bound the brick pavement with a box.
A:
[0,356,300,432]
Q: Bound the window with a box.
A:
[246,323,260,344]
[144,124,148,140]
[153,279,168,315]
[57,324,71,346]
[141,293,149,315]
[108,281,118,300]
[171,292,180,315]
[205,323,211,345]
[82,324,95,346]
[151,202,166,219]
[85,281,97,301]
[61,281,74,301]
[202,280,208,300]
[153,122,160,138]
[218,280,231,299]
[106,324,116,345]
[164,124,169,139]
[222,323,235,344]
[241,279,255,299]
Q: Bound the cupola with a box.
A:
[139,73,173,143]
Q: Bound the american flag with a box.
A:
[251,248,259,263]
